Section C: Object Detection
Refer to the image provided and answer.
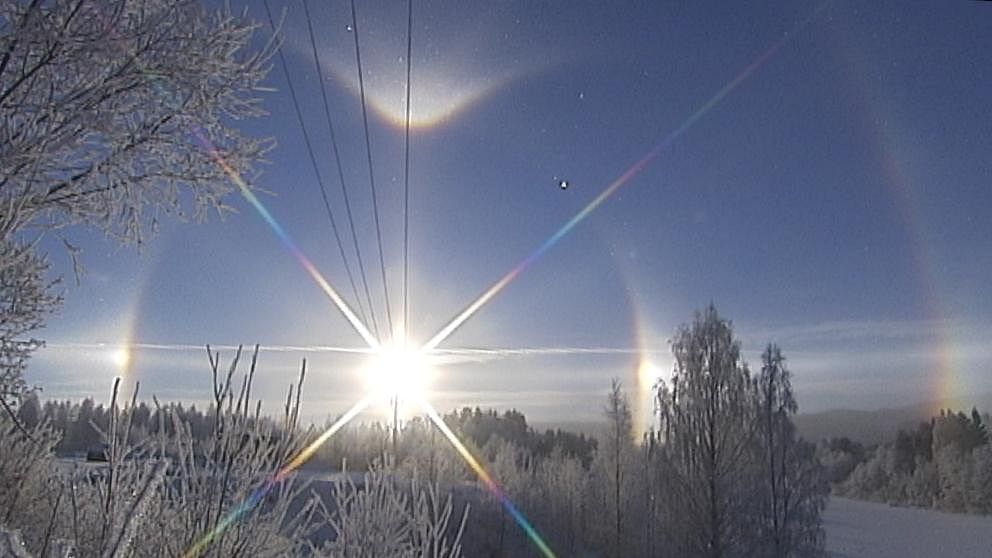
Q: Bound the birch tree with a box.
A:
[754,344,827,557]
[0,0,275,405]
[656,305,756,558]
[599,379,634,558]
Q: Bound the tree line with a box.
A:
[16,394,598,470]
[822,407,992,514]
[271,305,831,557]
[1,2,829,555]
[3,305,830,557]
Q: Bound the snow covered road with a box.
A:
[824,497,992,558]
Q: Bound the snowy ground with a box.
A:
[824,497,992,558]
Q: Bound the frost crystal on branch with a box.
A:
[0,0,276,404]
[1,0,276,243]
[0,238,58,403]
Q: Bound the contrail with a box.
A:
[43,342,373,355]
[430,345,668,364]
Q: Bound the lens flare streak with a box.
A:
[198,139,379,349]
[421,401,558,558]
[83,2,379,351]
[99,5,824,558]
[182,395,372,558]
[423,13,821,353]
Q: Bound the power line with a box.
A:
[349,0,394,340]
[403,0,413,343]
[301,0,379,340]
[262,0,372,335]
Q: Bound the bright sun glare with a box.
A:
[363,339,435,404]
[111,347,130,370]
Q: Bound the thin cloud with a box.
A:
[42,342,373,354]
[431,346,667,365]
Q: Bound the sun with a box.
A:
[363,338,435,404]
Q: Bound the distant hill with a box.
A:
[533,394,992,447]
[795,393,992,445]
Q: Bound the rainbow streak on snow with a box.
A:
[423,8,824,352]
[421,401,558,558]
[182,396,372,558]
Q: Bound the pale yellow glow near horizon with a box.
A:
[636,359,664,437]
[111,346,131,371]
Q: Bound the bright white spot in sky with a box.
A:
[638,359,663,389]
[339,64,518,129]
[111,346,130,371]
[636,358,665,436]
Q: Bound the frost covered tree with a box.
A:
[600,379,634,558]
[754,344,827,557]
[311,461,467,558]
[968,444,992,514]
[839,407,992,516]
[1,348,318,558]
[533,448,586,555]
[756,344,797,552]
[0,0,275,407]
[0,241,58,416]
[656,305,756,558]
[654,309,828,557]
[481,435,534,555]
[816,437,867,485]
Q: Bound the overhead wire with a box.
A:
[301,0,379,340]
[262,1,374,337]
[402,0,413,342]
[349,0,394,341]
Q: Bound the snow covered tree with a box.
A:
[600,379,634,558]
[311,461,467,558]
[968,444,992,514]
[656,305,757,558]
[755,343,796,555]
[753,344,828,557]
[13,392,39,428]
[534,448,587,555]
[0,240,58,415]
[935,445,970,513]
[481,435,534,555]
[0,0,275,409]
[816,437,867,485]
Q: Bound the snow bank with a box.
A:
[824,496,992,558]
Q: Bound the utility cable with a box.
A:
[263,0,373,336]
[301,0,379,339]
[349,0,394,340]
[402,0,413,343]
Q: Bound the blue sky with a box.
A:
[28,0,992,429]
